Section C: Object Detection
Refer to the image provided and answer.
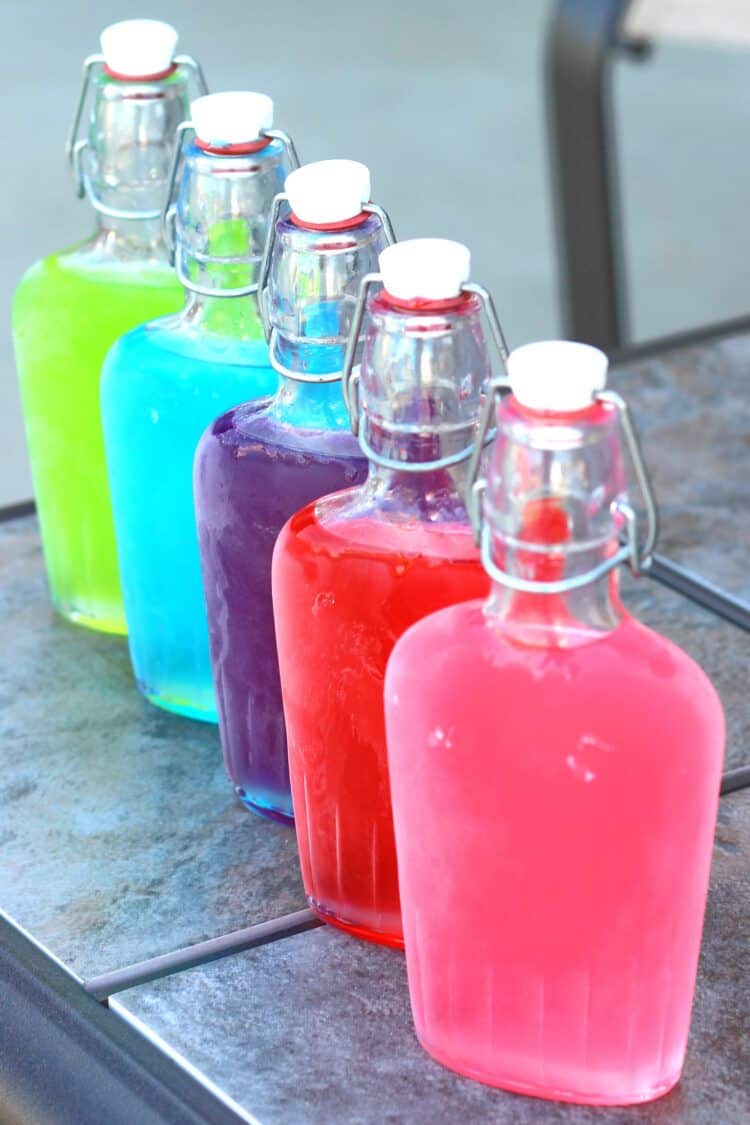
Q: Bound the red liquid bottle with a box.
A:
[272,239,502,945]
[385,342,725,1104]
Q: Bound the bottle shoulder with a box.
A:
[103,316,274,375]
[15,240,179,297]
[203,396,365,459]
[282,492,481,564]
[392,603,724,722]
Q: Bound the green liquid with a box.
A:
[12,245,182,634]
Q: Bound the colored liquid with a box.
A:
[272,511,488,944]
[194,383,367,822]
[385,602,724,1104]
[102,316,276,721]
[12,247,182,634]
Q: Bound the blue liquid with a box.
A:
[101,315,277,721]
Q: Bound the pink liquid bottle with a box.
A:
[385,341,725,1105]
[272,240,508,945]
[194,160,394,823]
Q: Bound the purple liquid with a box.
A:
[194,395,367,823]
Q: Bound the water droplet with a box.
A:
[428,727,454,750]
[566,754,596,783]
[313,591,335,614]
[578,733,615,754]
[150,408,160,424]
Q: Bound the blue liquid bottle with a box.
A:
[194,160,395,819]
[101,92,299,721]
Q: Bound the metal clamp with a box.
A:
[161,122,199,261]
[262,129,301,171]
[466,373,511,541]
[258,193,290,339]
[67,54,104,198]
[357,430,481,474]
[67,51,208,211]
[341,274,381,431]
[267,328,344,384]
[473,387,659,594]
[362,201,397,246]
[259,200,396,345]
[174,257,260,298]
[172,54,209,98]
[164,128,301,269]
[342,275,511,455]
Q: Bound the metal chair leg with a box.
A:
[545,0,633,350]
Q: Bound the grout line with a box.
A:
[0,498,35,523]
[721,767,750,797]
[609,313,750,366]
[84,908,323,1001]
[109,998,262,1125]
[647,554,750,633]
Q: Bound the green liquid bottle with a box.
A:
[11,20,206,634]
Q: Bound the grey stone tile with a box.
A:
[116,792,750,1125]
[0,515,304,978]
[621,576,749,770]
[612,330,750,600]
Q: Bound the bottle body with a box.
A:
[272,284,492,941]
[196,206,389,820]
[12,64,189,633]
[101,316,275,720]
[385,600,723,1103]
[273,490,487,944]
[384,380,724,1103]
[13,242,181,633]
[101,134,291,716]
[194,384,367,820]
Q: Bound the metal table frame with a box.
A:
[2,311,750,1119]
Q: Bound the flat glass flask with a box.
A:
[385,341,725,1105]
[101,92,295,720]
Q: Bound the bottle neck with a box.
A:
[267,213,389,379]
[84,69,190,256]
[180,288,264,341]
[483,397,627,646]
[356,291,490,521]
[268,373,351,430]
[360,417,473,520]
[175,139,289,341]
[93,211,166,255]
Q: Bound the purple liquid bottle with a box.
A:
[194,159,395,823]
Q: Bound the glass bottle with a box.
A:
[12,20,204,634]
[194,160,390,821]
[272,240,497,945]
[101,93,296,722]
[385,341,725,1104]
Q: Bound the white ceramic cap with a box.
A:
[285,160,371,224]
[379,238,470,301]
[191,92,273,146]
[100,20,178,77]
[508,341,608,412]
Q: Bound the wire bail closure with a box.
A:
[67,53,209,218]
[470,384,659,594]
[267,328,345,385]
[160,125,300,294]
[340,275,510,477]
[256,195,397,366]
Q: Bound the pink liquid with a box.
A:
[385,600,724,1104]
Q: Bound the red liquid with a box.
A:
[272,507,488,945]
[385,600,724,1103]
